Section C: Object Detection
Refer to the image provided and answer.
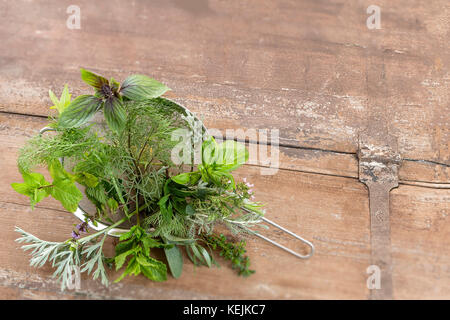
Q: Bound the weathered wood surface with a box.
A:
[0,0,449,299]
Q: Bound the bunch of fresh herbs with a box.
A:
[12,68,264,290]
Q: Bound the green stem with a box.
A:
[38,184,54,189]
[135,194,140,226]
[79,203,149,243]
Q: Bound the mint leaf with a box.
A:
[120,75,169,101]
[48,160,83,212]
[59,85,71,110]
[114,257,138,283]
[138,255,167,282]
[50,178,83,212]
[33,188,49,205]
[115,248,136,270]
[48,89,60,111]
[74,172,98,188]
[22,171,48,187]
[11,171,51,208]
[11,182,33,197]
[48,160,73,181]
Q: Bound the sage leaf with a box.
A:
[164,245,183,279]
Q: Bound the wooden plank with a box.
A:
[1,112,447,209]
[0,0,448,164]
[391,185,450,299]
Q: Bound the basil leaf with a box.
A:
[164,245,183,279]
[103,97,126,132]
[58,95,103,128]
[120,75,169,101]
[216,140,248,172]
[80,68,108,90]
[201,137,219,166]
[171,172,191,185]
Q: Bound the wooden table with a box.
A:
[0,0,448,299]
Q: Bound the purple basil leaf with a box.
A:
[120,75,169,101]
[58,95,103,128]
[80,68,108,90]
[103,96,126,132]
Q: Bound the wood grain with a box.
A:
[1,113,449,299]
[0,0,449,299]
[0,0,448,162]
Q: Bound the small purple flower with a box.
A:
[76,222,88,233]
[71,231,80,240]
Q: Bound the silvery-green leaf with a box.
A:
[164,245,183,279]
